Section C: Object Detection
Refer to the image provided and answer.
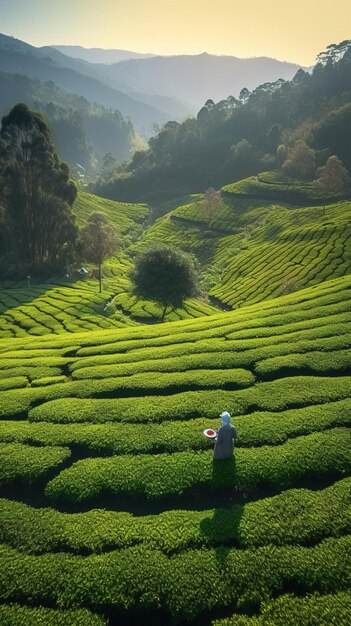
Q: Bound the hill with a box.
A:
[99,52,307,109]
[0,33,171,131]
[135,171,351,309]
[0,191,218,338]
[99,40,351,201]
[0,274,350,624]
[0,71,134,169]
[53,45,154,63]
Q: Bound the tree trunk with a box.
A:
[161,305,168,322]
[99,263,102,293]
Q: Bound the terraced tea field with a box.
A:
[0,274,350,624]
[0,191,218,337]
[142,172,351,309]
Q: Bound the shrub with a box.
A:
[0,443,70,485]
[45,428,351,503]
[212,592,351,626]
[0,604,107,626]
[0,537,350,620]
[1,478,350,555]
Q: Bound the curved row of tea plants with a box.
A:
[0,275,350,624]
[0,536,350,621]
[1,478,350,555]
[213,591,351,626]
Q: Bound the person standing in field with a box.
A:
[213,411,238,460]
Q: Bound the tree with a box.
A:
[78,212,120,292]
[282,140,316,179]
[313,155,351,212]
[200,187,225,228]
[131,245,199,321]
[0,103,77,271]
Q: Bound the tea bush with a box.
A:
[1,478,350,555]
[213,592,351,626]
[0,443,70,485]
[45,429,351,502]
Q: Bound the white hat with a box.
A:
[220,411,231,419]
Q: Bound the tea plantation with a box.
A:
[0,268,350,624]
[142,172,351,310]
[0,191,218,338]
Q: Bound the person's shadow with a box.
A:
[199,456,242,572]
[211,456,237,489]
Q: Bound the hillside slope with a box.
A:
[0,192,217,338]
[0,275,350,624]
[141,172,351,308]
[0,33,170,130]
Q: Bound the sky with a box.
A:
[0,0,350,65]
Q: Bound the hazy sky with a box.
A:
[0,0,350,65]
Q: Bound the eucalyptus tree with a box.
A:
[0,103,77,272]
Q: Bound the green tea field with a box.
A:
[0,272,350,625]
[142,172,351,310]
[0,191,218,338]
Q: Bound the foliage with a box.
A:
[313,155,351,208]
[78,211,120,292]
[0,275,350,623]
[0,442,70,485]
[200,187,226,227]
[45,428,351,502]
[95,41,351,200]
[0,477,350,554]
[0,103,77,272]
[131,244,200,320]
[282,140,316,179]
[0,537,350,620]
[0,604,106,625]
[213,592,351,626]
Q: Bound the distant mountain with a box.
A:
[0,71,134,170]
[53,45,154,64]
[99,53,309,109]
[0,34,172,130]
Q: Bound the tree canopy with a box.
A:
[314,155,351,210]
[0,103,77,273]
[131,244,200,321]
[95,39,351,202]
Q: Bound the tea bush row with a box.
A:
[0,275,348,357]
[1,478,350,555]
[0,376,28,391]
[0,443,70,485]
[0,536,350,620]
[1,399,350,454]
[256,348,351,378]
[213,592,351,626]
[69,334,351,382]
[27,376,351,424]
[0,604,107,626]
[45,428,351,502]
[68,319,351,372]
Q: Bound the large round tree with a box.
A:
[0,103,77,272]
[131,244,200,321]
